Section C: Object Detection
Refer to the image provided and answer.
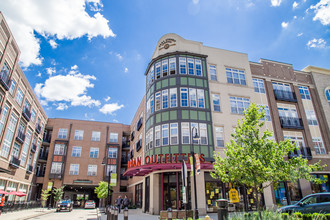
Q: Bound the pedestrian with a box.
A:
[116,195,122,213]
[123,195,129,209]
[0,195,5,216]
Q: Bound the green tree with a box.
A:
[52,186,65,206]
[40,189,51,208]
[95,181,112,206]
[211,103,325,218]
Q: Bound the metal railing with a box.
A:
[35,124,41,134]
[31,144,37,153]
[0,71,11,91]
[10,156,21,168]
[289,146,312,160]
[274,89,297,102]
[2,201,42,213]
[279,116,304,129]
[22,107,31,122]
[16,130,26,144]
[26,165,33,174]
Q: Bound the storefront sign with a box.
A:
[158,38,176,50]
[229,188,240,203]
[128,153,205,169]
[110,173,117,186]
[189,156,193,176]
[195,153,201,175]
[182,186,187,204]
[47,182,53,190]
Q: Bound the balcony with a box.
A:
[31,144,37,153]
[0,72,11,91]
[136,118,143,131]
[288,147,312,160]
[122,141,130,149]
[279,117,304,129]
[39,153,48,161]
[16,131,26,144]
[121,157,128,164]
[43,134,51,144]
[26,165,33,174]
[49,173,62,179]
[136,140,142,152]
[9,156,20,168]
[130,131,135,141]
[35,124,41,134]
[22,107,31,122]
[274,90,297,102]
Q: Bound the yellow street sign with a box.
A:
[229,188,240,203]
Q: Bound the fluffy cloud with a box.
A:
[297,33,303,37]
[46,67,56,76]
[1,0,115,67]
[34,65,100,109]
[271,0,282,7]
[49,40,58,49]
[293,1,299,9]
[104,96,111,102]
[56,103,69,110]
[310,0,330,25]
[306,38,327,48]
[99,103,124,115]
[281,22,289,28]
[124,67,128,73]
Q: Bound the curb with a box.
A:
[96,208,101,220]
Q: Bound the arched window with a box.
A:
[325,87,330,106]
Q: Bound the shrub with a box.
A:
[281,213,289,220]
[293,212,303,218]
[302,213,312,220]
[325,214,330,220]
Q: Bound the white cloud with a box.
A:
[49,39,58,49]
[37,72,42,77]
[116,53,123,60]
[192,0,199,4]
[99,103,124,115]
[71,65,78,70]
[307,38,327,48]
[281,22,289,28]
[310,0,330,25]
[124,67,128,73]
[297,33,303,37]
[104,96,111,102]
[56,103,69,110]
[2,0,115,67]
[113,119,119,123]
[293,1,299,9]
[46,67,56,76]
[294,16,297,19]
[271,0,282,7]
[34,65,100,108]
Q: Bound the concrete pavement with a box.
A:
[1,207,55,220]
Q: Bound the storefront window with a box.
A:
[135,183,143,208]
[274,181,302,207]
[311,174,329,193]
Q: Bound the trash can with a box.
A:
[216,199,228,220]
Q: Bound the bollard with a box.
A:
[167,208,172,220]
[110,206,114,220]
[124,207,128,220]
[114,207,118,220]
[106,206,111,220]
[217,199,228,220]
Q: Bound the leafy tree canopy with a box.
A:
[95,181,112,199]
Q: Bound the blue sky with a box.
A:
[1,0,329,124]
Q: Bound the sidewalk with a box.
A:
[1,207,55,220]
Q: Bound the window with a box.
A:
[191,123,199,144]
[212,94,221,112]
[253,78,265,93]
[299,86,311,100]
[31,109,36,123]
[197,89,205,108]
[155,92,161,111]
[90,147,99,158]
[170,123,178,145]
[179,57,187,74]
[69,164,79,175]
[109,133,118,143]
[326,88,330,105]
[150,95,154,114]
[199,123,208,145]
[108,148,118,158]
[9,79,16,95]
[258,105,271,121]
[20,129,32,166]
[91,131,101,141]
[162,124,169,146]
[155,126,161,147]
[54,144,66,155]
[156,62,161,79]
[162,60,168,77]
[215,127,224,147]
[189,88,197,107]
[146,129,153,150]
[170,88,177,108]
[162,90,168,109]
[226,68,246,85]
[313,138,326,155]
[181,88,188,107]
[24,99,31,111]
[181,122,190,144]
[0,62,10,78]
[195,59,202,76]
[1,113,18,158]
[230,97,250,114]
[12,143,20,158]
[15,88,24,106]
[169,58,176,75]
[50,162,62,174]
[278,107,298,118]
[58,128,68,139]
[0,105,9,136]
[106,165,117,174]
[87,165,97,176]
[74,130,84,140]
[188,58,194,75]
[209,65,217,81]
[72,146,82,157]
[306,110,318,125]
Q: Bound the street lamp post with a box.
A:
[102,158,112,210]
[191,126,199,219]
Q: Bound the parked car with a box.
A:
[277,193,330,214]
[56,200,73,212]
[84,200,96,209]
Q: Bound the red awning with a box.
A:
[123,162,213,176]
[8,191,26,197]
[0,190,8,195]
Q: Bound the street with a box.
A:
[29,208,98,220]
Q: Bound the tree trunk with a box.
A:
[254,186,262,220]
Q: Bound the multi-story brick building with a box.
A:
[0,12,47,202]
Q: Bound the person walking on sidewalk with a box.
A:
[0,195,5,216]
[123,195,129,209]
[116,195,123,213]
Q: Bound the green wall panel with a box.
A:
[201,146,209,158]
[198,111,206,121]
[202,61,206,78]
[194,145,200,154]
[196,79,203,87]
[208,124,213,145]
[156,113,161,123]
[182,145,191,154]
[205,90,209,109]
[182,110,189,120]
[156,82,161,90]
[170,111,177,120]
[170,78,176,86]
[181,77,187,85]
[162,146,169,154]
[162,79,168,88]
[204,80,208,88]
[150,116,154,126]
[188,78,196,86]
[206,112,210,121]
[155,148,161,155]
[171,146,179,154]
[190,110,197,120]
[162,112,169,121]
